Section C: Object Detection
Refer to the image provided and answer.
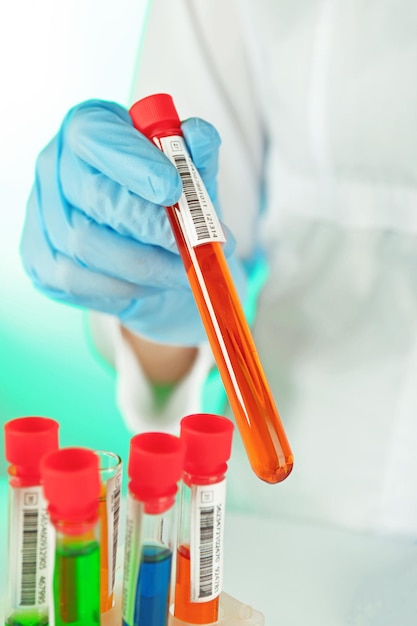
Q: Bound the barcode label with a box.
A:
[21,509,38,605]
[106,466,122,594]
[12,486,50,609]
[190,480,226,602]
[198,507,214,598]
[159,135,226,247]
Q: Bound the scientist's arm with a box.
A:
[120,328,198,385]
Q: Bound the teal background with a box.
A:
[0,297,130,476]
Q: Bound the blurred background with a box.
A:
[0,0,149,477]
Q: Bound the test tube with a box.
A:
[96,450,122,613]
[3,416,59,626]
[129,94,293,485]
[174,413,234,625]
[122,432,185,626]
[40,447,101,626]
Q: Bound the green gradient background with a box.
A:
[0,296,130,478]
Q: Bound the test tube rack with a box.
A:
[102,587,265,626]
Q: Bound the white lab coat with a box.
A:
[92,0,417,537]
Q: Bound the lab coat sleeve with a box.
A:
[89,0,265,433]
[89,311,213,434]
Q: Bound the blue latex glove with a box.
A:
[20,99,246,346]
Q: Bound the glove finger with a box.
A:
[181,119,240,259]
[181,117,221,211]
[67,209,188,289]
[34,139,187,287]
[21,186,187,304]
[59,149,178,252]
[62,99,182,206]
[34,259,145,314]
[181,117,220,184]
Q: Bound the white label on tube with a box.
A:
[12,485,51,610]
[122,494,143,625]
[160,135,226,247]
[106,465,122,596]
[190,479,226,603]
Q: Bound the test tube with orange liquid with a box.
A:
[174,413,234,624]
[129,94,293,485]
[96,450,122,613]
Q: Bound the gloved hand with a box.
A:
[20,99,246,346]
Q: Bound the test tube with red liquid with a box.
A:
[129,94,294,485]
[95,450,122,614]
[174,413,234,625]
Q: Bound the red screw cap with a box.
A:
[41,447,100,526]
[129,93,180,139]
[128,432,185,509]
[180,413,234,478]
[4,416,59,482]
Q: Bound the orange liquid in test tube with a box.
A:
[96,451,122,614]
[130,94,294,484]
[167,211,292,483]
[175,544,219,624]
[98,482,112,612]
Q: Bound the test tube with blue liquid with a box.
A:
[122,432,185,626]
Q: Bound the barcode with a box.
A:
[111,480,121,590]
[199,507,215,598]
[20,509,39,605]
[172,154,210,241]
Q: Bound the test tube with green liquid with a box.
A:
[40,447,101,626]
[3,416,59,626]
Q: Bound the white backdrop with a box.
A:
[0,0,149,305]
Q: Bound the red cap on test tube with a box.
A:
[4,416,59,484]
[128,432,185,514]
[129,93,180,139]
[180,413,234,479]
[40,447,100,530]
